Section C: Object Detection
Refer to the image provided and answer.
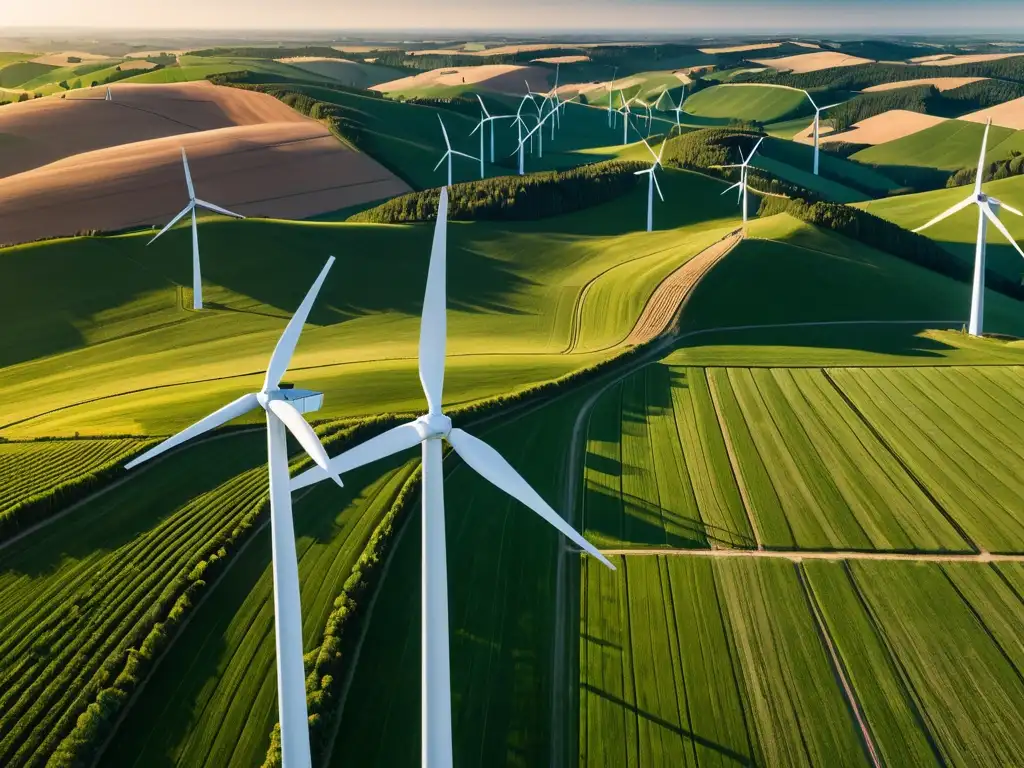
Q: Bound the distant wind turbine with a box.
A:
[434,115,476,187]
[616,92,633,145]
[470,95,513,178]
[718,136,765,228]
[607,66,619,127]
[149,148,244,311]
[913,119,1024,337]
[802,90,842,176]
[635,138,666,232]
[125,257,340,768]
[291,188,614,768]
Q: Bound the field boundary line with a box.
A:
[705,370,764,550]
[797,563,882,767]
[599,548,1024,562]
[820,368,982,554]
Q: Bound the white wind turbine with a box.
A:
[718,136,765,227]
[125,257,341,768]
[512,105,555,171]
[635,138,665,232]
[607,66,619,127]
[655,87,685,130]
[510,97,533,175]
[470,94,513,174]
[616,91,634,145]
[802,90,842,176]
[913,119,1024,337]
[290,188,614,768]
[434,116,476,188]
[149,148,245,311]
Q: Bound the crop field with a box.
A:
[0,178,739,439]
[682,84,811,124]
[852,119,1024,188]
[582,556,1024,767]
[858,175,1024,285]
[104,455,418,767]
[121,56,334,86]
[0,432,267,766]
[0,61,58,88]
[0,437,153,534]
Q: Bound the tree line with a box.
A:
[947,150,1024,188]
[349,161,645,224]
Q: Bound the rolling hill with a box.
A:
[682,83,812,124]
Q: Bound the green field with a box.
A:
[121,56,334,86]
[0,61,58,88]
[282,57,404,88]
[682,84,811,124]
[858,176,1024,285]
[582,556,1024,767]
[852,119,1024,188]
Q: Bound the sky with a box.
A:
[6,0,1024,33]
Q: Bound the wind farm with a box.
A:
[3,12,1024,768]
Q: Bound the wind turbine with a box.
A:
[802,90,842,176]
[616,92,633,145]
[718,136,765,228]
[105,86,112,101]
[124,257,341,768]
[913,119,1024,337]
[635,138,665,232]
[470,96,513,178]
[290,188,614,768]
[434,115,476,188]
[149,148,245,311]
[607,66,619,127]
[511,98,533,175]
[515,104,555,166]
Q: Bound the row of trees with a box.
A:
[947,150,1024,188]
[350,160,644,223]
[735,57,1024,91]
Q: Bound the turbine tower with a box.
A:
[471,94,513,172]
[802,90,842,176]
[607,66,619,127]
[635,138,666,232]
[616,92,633,145]
[125,257,342,768]
[434,116,476,188]
[718,136,765,228]
[913,120,1024,336]
[149,148,245,311]
[291,188,614,768]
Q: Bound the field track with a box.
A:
[625,231,742,345]
[600,549,1024,561]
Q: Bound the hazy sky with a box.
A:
[7,0,1024,33]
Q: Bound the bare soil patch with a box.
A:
[29,51,110,66]
[752,51,874,73]
[961,96,1024,129]
[699,42,782,55]
[910,52,1024,66]
[532,55,590,64]
[796,109,947,146]
[372,64,550,94]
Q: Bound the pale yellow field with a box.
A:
[331,45,400,53]
[372,64,550,94]
[29,51,110,66]
[796,109,947,146]
[698,42,782,55]
[862,77,988,92]
[961,96,1024,129]
[752,51,874,73]
[910,52,1024,66]
[117,60,157,72]
[532,55,590,64]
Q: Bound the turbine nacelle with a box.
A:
[416,412,453,440]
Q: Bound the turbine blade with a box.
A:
[452,150,477,161]
[976,119,992,197]
[433,152,448,172]
[653,173,664,202]
[721,181,742,196]
[419,187,448,414]
[998,201,1023,217]
[641,137,659,164]
[195,199,245,219]
[125,392,260,469]
[820,102,842,112]
[182,148,195,200]
[749,136,766,160]
[913,196,975,233]
[148,203,194,245]
[470,120,482,136]
[437,115,452,150]
[263,256,335,392]
[803,90,818,110]
[476,94,491,119]
[983,203,1024,261]
[291,421,423,491]
[267,399,343,487]
[446,428,614,569]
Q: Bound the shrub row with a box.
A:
[757,195,1024,300]
[348,160,645,223]
[0,439,156,543]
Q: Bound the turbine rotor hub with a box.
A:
[416,413,452,440]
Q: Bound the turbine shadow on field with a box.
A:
[580,682,754,765]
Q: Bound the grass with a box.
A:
[0,61,59,88]
[682,84,811,124]
[0,432,267,766]
[0,179,740,439]
[830,365,1024,552]
[851,119,1024,189]
[103,456,418,767]
[281,58,405,88]
[121,57,333,86]
[857,175,1024,285]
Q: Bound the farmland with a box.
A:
[682,83,811,124]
